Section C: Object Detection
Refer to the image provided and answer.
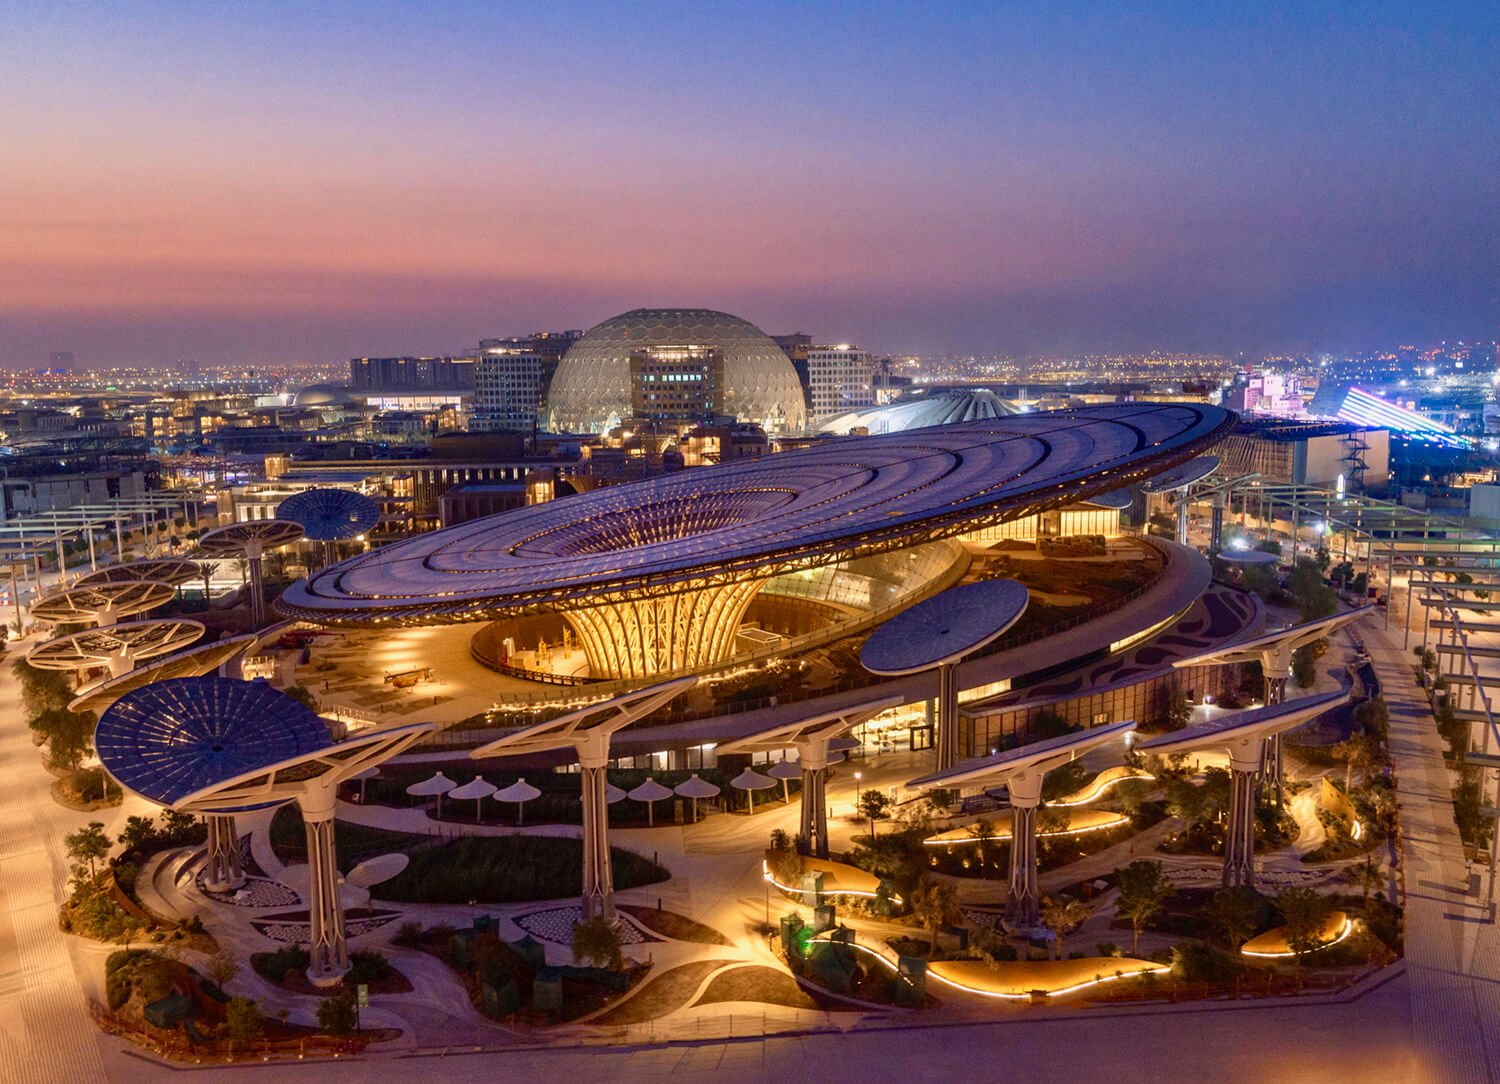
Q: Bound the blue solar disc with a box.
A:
[276,488,379,541]
[96,676,330,810]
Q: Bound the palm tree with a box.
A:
[1039,895,1092,960]
[909,875,961,957]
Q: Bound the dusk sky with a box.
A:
[3,1,1497,366]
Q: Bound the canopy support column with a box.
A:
[1210,491,1226,551]
[936,661,959,772]
[1260,661,1289,808]
[203,814,244,892]
[245,541,265,629]
[579,760,614,921]
[1224,741,1263,889]
[301,786,349,987]
[797,740,833,859]
[1176,499,1189,545]
[1005,772,1042,929]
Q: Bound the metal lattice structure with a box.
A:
[31,580,176,627]
[545,308,807,435]
[76,558,202,588]
[471,678,695,919]
[68,631,258,714]
[911,719,1137,926]
[1138,688,1349,889]
[280,405,1232,679]
[28,618,204,678]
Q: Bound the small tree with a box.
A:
[909,875,961,957]
[857,789,891,840]
[117,815,157,853]
[1345,858,1384,909]
[317,989,358,1035]
[1115,860,1172,954]
[1164,689,1192,731]
[204,950,240,990]
[572,916,625,971]
[65,822,111,877]
[219,996,263,1050]
[1276,886,1333,987]
[1039,895,1091,960]
[1209,886,1261,952]
[1355,698,1390,745]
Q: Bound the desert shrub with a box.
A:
[252,946,310,984]
[1171,939,1243,983]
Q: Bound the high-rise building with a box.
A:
[472,349,545,432]
[349,355,476,390]
[807,345,875,422]
[772,332,812,363]
[629,346,725,425]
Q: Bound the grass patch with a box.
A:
[376,835,668,904]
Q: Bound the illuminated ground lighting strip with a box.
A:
[762,861,903,906]
[1239,916,1354,959]
[921,813,1131,846]
[1049,772,1156,808]
[806,933,1169,1000]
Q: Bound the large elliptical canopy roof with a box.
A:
[544,308,808,435]
[280,405,1232,628]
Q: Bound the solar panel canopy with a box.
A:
[97,676,331,811]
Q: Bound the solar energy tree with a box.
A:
[276,488,379,570]
[97,676,434,984]
[197,520,304,629]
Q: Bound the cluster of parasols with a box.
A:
[390,762,804,826]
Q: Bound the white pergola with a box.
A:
[471,678,695,920]
[1138,687,1350,888]
[910,720,1136,928]
[716,695,901,858]
[27,618,204,680]
[30,580,176,628]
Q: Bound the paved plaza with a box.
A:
[2,606,1499,1081]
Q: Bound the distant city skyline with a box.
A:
[4,2,1496,366]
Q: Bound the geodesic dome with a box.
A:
[543,308,807,435]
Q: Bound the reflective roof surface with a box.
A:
[279,404,1233,626]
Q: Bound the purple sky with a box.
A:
[3,1,1496,365]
